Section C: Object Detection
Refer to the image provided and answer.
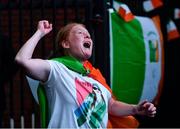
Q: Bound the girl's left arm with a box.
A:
[108,98,156,117]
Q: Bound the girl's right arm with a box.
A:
[15,20,53,82]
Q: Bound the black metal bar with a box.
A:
[101,0,110,85]
[30,0,33,35]
[84,0,94,64]
[41,0,45,58]
[109,0,113,8]
[63,0,68,25]
[0,9,2,128]
[8,0,14,127]
[74,0,79,22]
[93,0,110,85]
[30,0,36,128]
[52,0,56,53]
[0,9,1,34]
[18,0,25,127]
[84,0,91,27]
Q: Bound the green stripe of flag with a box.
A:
[110,11,146,104]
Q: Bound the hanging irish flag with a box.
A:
[143,0,163,12]
[113,0,134,22]
[174,8,180,20]
[166,19,180,41]
[109,2,164,104]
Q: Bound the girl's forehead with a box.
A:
[71,25,87,31]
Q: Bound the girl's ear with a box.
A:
[61,40,70,49]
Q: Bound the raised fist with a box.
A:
[37,20,52,36]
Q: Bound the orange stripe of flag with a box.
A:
[151,0,163,8]
[118,7,134,22]
[168,30,180,41]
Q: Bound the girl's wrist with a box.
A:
[131,104,138,115]
[36,29,45,38]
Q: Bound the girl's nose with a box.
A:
[84,32,90,39]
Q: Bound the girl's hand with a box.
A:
[134,100,156,117]
[37,20,52,37]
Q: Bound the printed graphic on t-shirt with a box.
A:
[74,78,106,128]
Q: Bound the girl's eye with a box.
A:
[78,31,83,34]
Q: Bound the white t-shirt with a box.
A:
[43,60,111,128]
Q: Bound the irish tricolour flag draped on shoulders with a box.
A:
[109,1,164,104]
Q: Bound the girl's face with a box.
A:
[63,25,93,62]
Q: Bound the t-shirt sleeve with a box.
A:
[41,60,62,87]
[107,89,112,102]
